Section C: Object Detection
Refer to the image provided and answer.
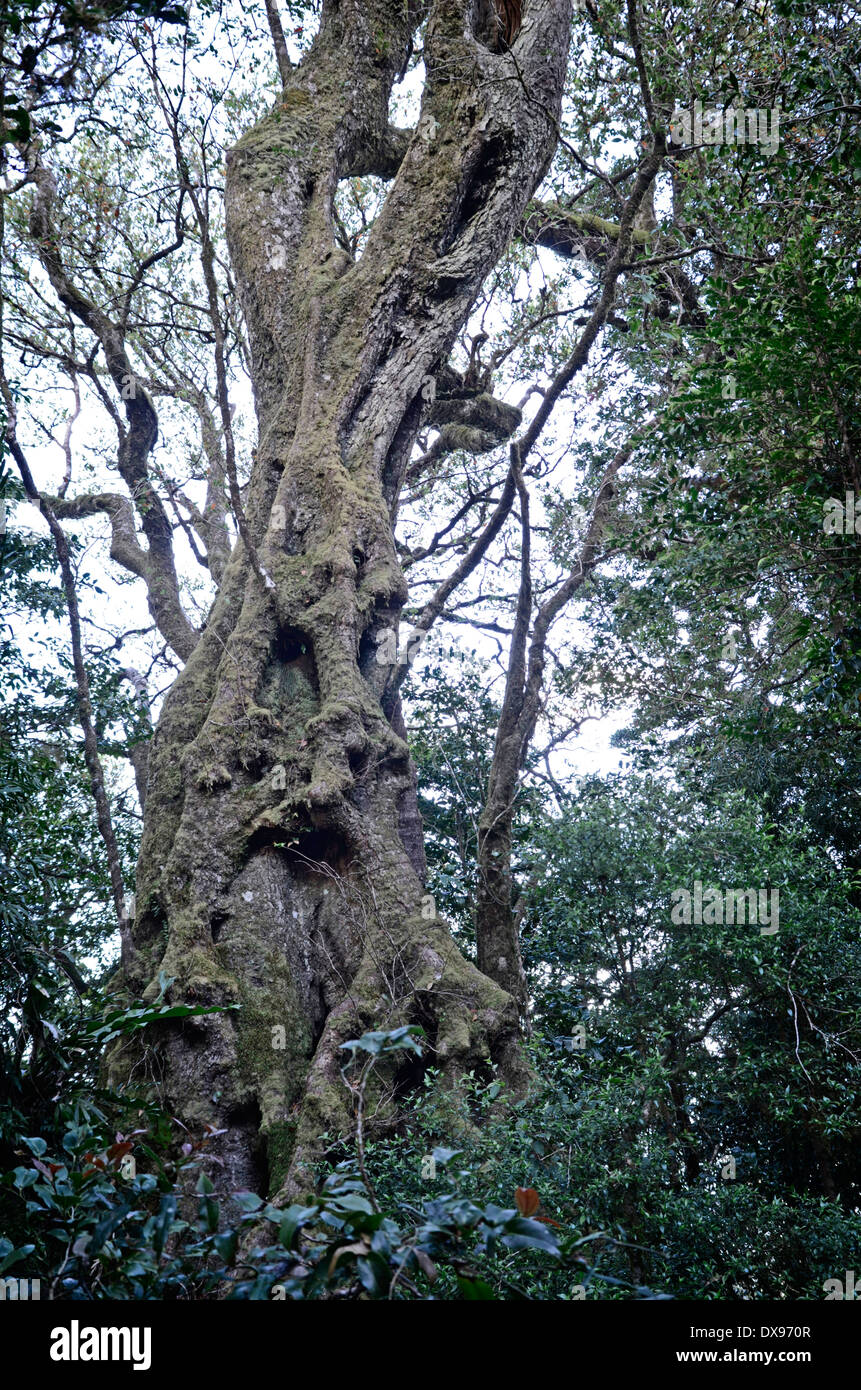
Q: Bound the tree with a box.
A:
[3,0,590,1199]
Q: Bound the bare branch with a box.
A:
[264,0,293,88]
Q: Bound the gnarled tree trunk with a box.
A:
[113,0,572,1200]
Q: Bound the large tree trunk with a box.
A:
[113,0,572,1200]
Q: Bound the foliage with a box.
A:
[2,1028,612,1301]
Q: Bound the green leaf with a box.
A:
[233,1191,264,1213]
[456,1276,496,1299]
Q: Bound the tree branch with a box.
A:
[264,0,293,88]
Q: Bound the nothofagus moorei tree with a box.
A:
[148,0,578,1197]
[138,0,579,1197]
[2,0,683,1198]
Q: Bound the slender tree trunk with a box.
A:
[470,120,666,1019]
[474,436,637,1021]
[112,0,572,1199]
[475,455,533,1017]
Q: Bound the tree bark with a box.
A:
[112,0,573,1200]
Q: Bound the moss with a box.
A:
[278,89,311,112]
[231,941,315,1153]
[195,764,232,791]
[142,943,239,1004]
[263,1117,298,1193]
[292,1074,353,1156]
[436,1008,473,1059]
[533,201,652,247]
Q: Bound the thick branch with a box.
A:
[50,491,148,579]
